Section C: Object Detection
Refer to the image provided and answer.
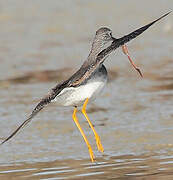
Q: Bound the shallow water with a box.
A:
[1,153,173,179]
[0,0,173,179]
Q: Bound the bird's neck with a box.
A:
[87,38,104,63]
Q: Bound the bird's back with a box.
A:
[53,64,108,106]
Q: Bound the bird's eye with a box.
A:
[106,32,112,38]
[103,31,112,40]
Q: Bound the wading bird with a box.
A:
[1,12,171,162]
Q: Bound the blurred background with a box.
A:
[0,0,173,179]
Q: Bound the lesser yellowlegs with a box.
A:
[1,12,171,162]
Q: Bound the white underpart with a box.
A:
[53,80,106,107]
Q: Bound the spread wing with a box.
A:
[0,65,93,145]
[96,11,171,64]
[1,99,47,145]
[0,80,68,145]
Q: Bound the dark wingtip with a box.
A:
[0,138,6,145]
[164,10,172,16]
[96,11,171,66]
[155,11,172,22]
[115,11,172,47]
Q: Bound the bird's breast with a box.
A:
[53,64,108,107]
[54,78,107,107]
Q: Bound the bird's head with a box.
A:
[95,27,115,46]
[86,27,115,64]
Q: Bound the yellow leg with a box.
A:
[72,107,95,162]
[82,98,104,153]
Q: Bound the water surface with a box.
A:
[0,0,173,179]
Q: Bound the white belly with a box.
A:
[53,80,106,106]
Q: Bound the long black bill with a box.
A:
[97,11,171,64]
